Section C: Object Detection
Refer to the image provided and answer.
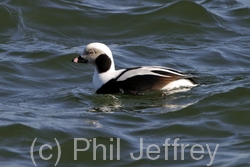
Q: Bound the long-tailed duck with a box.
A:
[72,42,197,95]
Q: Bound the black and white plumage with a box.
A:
[72,42,197,95]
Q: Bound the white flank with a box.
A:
[161,79,196,90]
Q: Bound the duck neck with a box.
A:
[93,65,115,91]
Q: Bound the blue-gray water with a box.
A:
[1,0,250,166]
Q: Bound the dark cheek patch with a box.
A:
[95,54,112,73]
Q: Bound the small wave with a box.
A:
[0,3,25,31]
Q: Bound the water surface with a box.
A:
[0,0,250,166]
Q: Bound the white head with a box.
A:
[72,42,115,73]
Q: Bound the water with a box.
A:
[1,0,250,166]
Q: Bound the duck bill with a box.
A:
[72,55,88,63]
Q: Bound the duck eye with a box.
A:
[89,50,94,55]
